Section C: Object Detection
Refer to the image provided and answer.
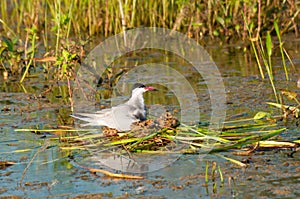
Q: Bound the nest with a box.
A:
[101,112,180,151]
[103,112,179,137]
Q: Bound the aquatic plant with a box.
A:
[244,13,297,103]
[267,89,300,120]
[20,25,37,83]
[0,36,23,76]
[13,104,299,180]
[0,0,298,39]
[0,0,298,85]
[244,15,278,102]
[16,113,289,164]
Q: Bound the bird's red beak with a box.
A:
[145,86,157,91]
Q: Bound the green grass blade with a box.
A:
[274,20,289,80]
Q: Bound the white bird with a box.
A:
[71,83,157,131]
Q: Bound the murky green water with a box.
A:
[1,35,300,198]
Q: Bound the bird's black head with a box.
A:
[131,83,157,92]
[132,83,146,90]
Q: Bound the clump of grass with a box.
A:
[0,0,298,40]
[0,36,24,75]
[15,109,300,177]
[19,114,288,159]
[0,0,298,85]
[20,25,37,83]
[244,14,297,103]
[204,161,224,193]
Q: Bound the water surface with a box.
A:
[1,35,300,198]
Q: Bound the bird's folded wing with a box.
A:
[71,104,139,131]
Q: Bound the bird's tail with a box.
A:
[71,113,107,127]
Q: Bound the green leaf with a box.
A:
[104,138,140,146]
[266,31,272,57]
[61,15,70,25]
[192,22,203,27]
[70,53,77,59]
[249,22,254,31]
[274,20,280,39]
[2,36,14,52]
[0,46,6,55]
[62,50,69,59]
[57,56,64,62]
[235,24,240,31]
[216,154,247,167]
[216,16,225,27]
[213,30,219,36]
[62,63,67,73]
[254,111,271,120]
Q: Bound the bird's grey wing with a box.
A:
[109,104,139,131]
[71,107,117,126]
[71,105,136,131]
[95,108,112,115]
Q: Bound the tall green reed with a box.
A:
[274,20,289,81]
[1,0,298,39]
[243,14,296,103]
[243,14,278,102]
[0,0,298,84]
[20,25,37,83]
